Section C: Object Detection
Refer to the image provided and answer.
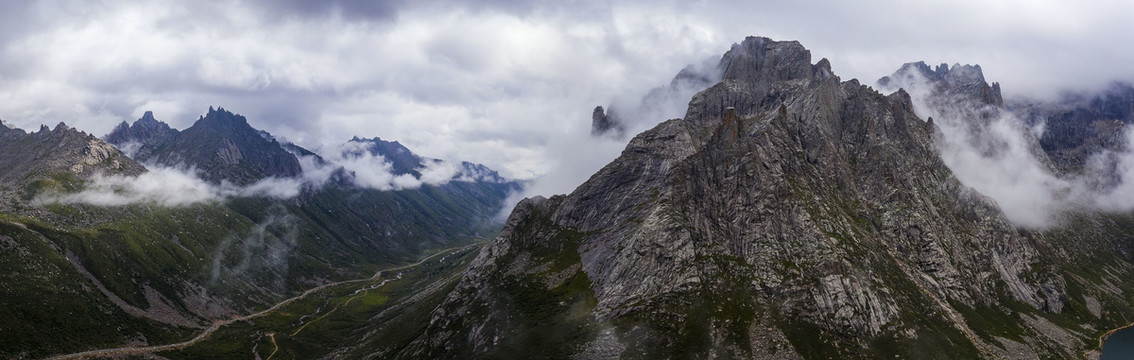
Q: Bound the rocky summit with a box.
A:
[0,122,143,204]
[106,107,303,185]
[374,36,1134,359]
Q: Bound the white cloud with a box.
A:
[36,166,302,207]
[419,160,462,185]
[1,0,1132,200]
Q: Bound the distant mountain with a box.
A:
[344,136,510,183]
[346,136,427,176]
[878,61,1003,106]
[0,108,519,358]
[592,56,723,138]
[106,107,302,185]
[1010,83,1134,172]
[104,110,178,158]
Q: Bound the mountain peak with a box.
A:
[104,111,179,156]
[878,61,1003,106]
[197,107,251,130]
[0,120,144,184]
[682,36,840,129]
[719,36,815,85]
[408,36,1099,358]
[346,136,421,176]
[104,108,301,185]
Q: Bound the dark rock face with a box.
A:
[876,60,1057,177]
[1010,83,1134,172]
[395,37,1120,359]
[590,106,622,137]
[104,111,179,158]
[108,107,302,185]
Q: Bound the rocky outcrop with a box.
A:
[394,36,1116,359]
[593,55,723,139]
[0,122,144,185]
[590,106,623,137]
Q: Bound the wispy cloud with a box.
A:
[35,167,302,207]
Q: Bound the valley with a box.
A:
[44,244,479,360]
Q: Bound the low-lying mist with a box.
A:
[36,167,301,207]
[210,205,300,294]
[37,139,505,207]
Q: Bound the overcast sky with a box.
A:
[1,0,1132,196]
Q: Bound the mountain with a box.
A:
[0,122,143,208]
[346,136,425,176]
[334,37,1134,359]
[106,107,302,185]
[0,109,518,358]
[104,110,179,158]
[1009,83,1134,172]
[878,61,1003,107]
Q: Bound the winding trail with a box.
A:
[265,333,278,360]
[44,244,478,360]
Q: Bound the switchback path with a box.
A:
[44,244,479,360]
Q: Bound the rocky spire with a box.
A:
[104,111,179,155]
[590,106,623,137]
[717,106,742,141]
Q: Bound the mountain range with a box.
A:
[0,107,517,358]
[3,35,1134,360]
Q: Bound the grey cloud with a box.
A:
[248,0,404,22]
[1,0,1133,200]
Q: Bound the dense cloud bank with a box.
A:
[1,0,1131,199]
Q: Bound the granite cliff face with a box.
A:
[390,37,1134,359]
